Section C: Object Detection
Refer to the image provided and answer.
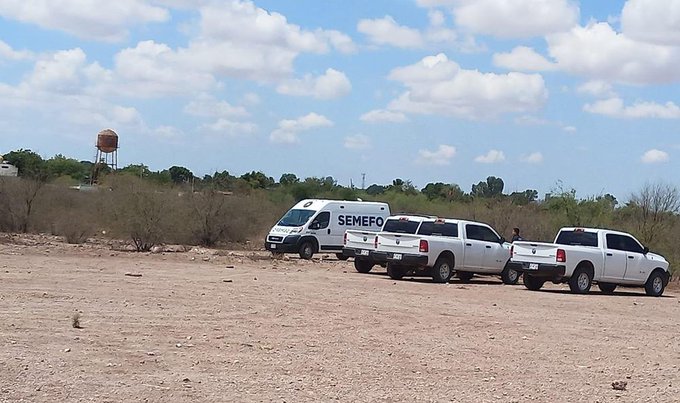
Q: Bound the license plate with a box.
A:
[360,249,369,256]
[270,244,277,249]
[528,263,538,270]
[393,253,402,260]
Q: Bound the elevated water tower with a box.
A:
[90,128,119,184]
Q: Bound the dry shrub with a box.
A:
[0,178,45,232]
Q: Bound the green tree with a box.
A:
[365,184,386,195]
[169,166,194,184]
[279,173,300,186]
[3,149,46,179]
[472,176,504,198]
[241,171,275,189]
[509,189,539,205]
[44,154,90,182]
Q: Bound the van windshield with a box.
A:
[382,219,420,234]
[278,209,317,227]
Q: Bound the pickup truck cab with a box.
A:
[371,218,517,284]
[510,227,671,296]
[342,215,433,273]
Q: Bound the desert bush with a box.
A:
[0,177,45,232]
[105,175,169,251]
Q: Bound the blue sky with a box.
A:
[1,0,679,200]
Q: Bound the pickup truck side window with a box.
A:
[466,224,500,243]
[382,219,420,234]
[606,234,627,251]
[621,235,645,254]
[556,230,599,247]
[418,222,458,237]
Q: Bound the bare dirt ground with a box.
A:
[1,235,679,403]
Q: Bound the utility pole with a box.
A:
[361,173,366,190]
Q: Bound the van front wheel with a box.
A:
[298,241,315,260]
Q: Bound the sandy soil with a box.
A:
[1,235,679,402]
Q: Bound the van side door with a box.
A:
[309,211,333,250]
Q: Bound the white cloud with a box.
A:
[270,112,333,144]
[493,46,557,71]
[276,68,351,99]
[520,152,544,164]
[576,80,617,98]
[641,149,670,164]
[453,0,579,38]
[417,145,456,165]
[344,134,371,150]
[360,109,409,123]
[387,53,548,119]
[241,92,261,106]
[475,150,506,164]
[416,0,457,6]
[201,119,257,136]
[184,94,249,119]
[622,0,680,46]
[0,0,169,42]
[153,125,184,139]
[562,126,577,132]
[0,40,33,60]
[584,97,680,119]
[358,16,425,48]
[547,22,680,85]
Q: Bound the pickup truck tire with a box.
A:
[568,267,593,294]
[645,270,666,297]
[501,265,520,285]
[432,258,453,283]
[523,274,545,291]
[597,282,617,294]
[336,253,349,261]
[387,263,405,280]
[298,241,315,260]
[457,271,474,283]
[354,259,374,274]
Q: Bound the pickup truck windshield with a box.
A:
[278,209,316,227]
[555,230,599,247]
[382,219,420,234]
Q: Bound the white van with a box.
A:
[265,199,390,259]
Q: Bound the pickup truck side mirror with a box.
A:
[643,246,649,254]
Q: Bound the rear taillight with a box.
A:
[419,240,429,253]
[556,248,566,263]
[374,236,379,249]
[343,232,347,245]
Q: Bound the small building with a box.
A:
[0,162,19,177]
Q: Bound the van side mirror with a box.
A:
[500,237,506,244]
[309,221,320,230]
[643,246,649,254]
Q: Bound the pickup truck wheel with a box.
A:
[432,258,453,283]
[501,266,520,285]
[645,271,666,297]
[336,253,349,261]
[597,282,617,294]
[568,267,592,294]
[387,263,405,280]
[523,274,545,291]
[457,271,474,283]
[298,241,315,260]
[354,259,374,274]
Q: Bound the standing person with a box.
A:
[511,227,524,242]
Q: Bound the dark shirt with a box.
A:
[511,235,523,242]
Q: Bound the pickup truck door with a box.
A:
[464,224,502,271]
[620,235,648,283]
[604,234,628,280]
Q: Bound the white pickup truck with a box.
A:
[509,227,671,296]
[342,215,433,273]
[371,218,518,284]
